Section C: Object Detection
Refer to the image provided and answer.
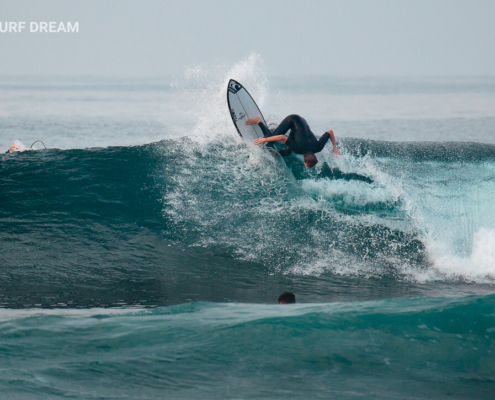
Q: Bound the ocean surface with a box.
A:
[1,55,495,398]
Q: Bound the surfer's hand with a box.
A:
[254,138,266,147]
[332,147,341,157]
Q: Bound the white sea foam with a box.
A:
[426,228,495,282]
[397,160,495,283]
[168,53,271,146]
[161,58,423,279]
[301,178,394,209]
[160,55,495,285]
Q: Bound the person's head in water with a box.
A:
[304,153,318,168]
[6,141,25,153]
[278,291,296,304]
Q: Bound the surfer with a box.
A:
[245,114,341,168]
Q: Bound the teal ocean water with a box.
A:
[1,296,494,399]
[1,56,495,398]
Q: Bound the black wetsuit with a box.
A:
[319,163,374,184]
[258,114,330,156]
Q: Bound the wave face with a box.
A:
[1,136,495,308]
[1,295,494,399]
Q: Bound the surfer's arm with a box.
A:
[253,135,287,147]
[323,130,341,157]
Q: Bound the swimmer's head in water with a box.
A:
[7,142,21,153]
[303,153,318,168]
[6,140,27,153]
[8,143,19,153]
[278,291,296,304]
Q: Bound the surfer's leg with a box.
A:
[270,115,296,137]
[245,116,275,137]
[246,115,294,138]
[257,121,273,137]
[259,114,304,139]
[248,114,304,138]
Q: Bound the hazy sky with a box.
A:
[1,0,494,77]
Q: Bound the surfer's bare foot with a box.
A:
[245,117,261,125]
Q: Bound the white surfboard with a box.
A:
[227,79,267,143]
[227,79,286,168]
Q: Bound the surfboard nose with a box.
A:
[228,79,243,94]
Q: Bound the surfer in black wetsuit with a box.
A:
[245,114,341,168]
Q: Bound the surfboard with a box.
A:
[227,79,267,143]
[226,79,286,168]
